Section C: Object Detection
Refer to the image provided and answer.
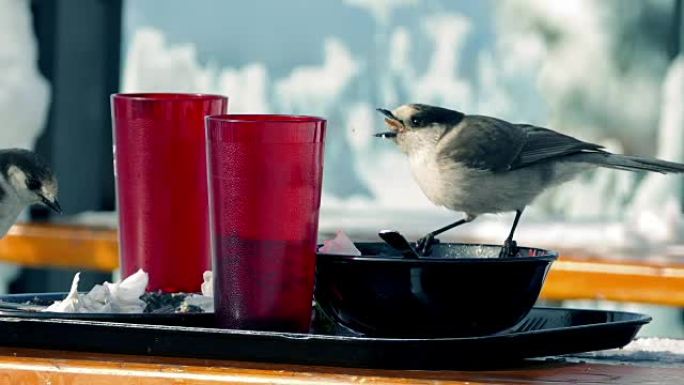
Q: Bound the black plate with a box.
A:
[0,302,650,369]
[0,293,213,327]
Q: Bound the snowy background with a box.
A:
[120,0,684,339]
[121,0,684,249]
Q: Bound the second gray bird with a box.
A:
[375,104,684,256]
[0,148,61,238]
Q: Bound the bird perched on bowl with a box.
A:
[0,148,61,238]
[375,104,684,256]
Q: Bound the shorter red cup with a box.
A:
[206,114,326,332]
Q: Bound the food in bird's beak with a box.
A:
[384,118,403,131]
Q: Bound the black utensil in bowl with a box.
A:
[378,230,420,259]
[315,242,557,338]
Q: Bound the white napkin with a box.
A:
[181,270,214,312]
[104,269,148,313]
[319,230,362,256]
[44,269,148,313]
[44,272,81,312]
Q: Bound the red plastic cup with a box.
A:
[206,114,326,332]
[111,93,228,293]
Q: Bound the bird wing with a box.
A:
[509,124,606,170]
[436,115,526,172]
[437,115,527,172]
[438,116,605,172]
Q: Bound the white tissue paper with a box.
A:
[104,269,149,313]
[44,272,82,312]
[200,270,213,297]
[319,230,362,256]
[181,271,214,312]
[44,269,215,313]
[44,269,148,313]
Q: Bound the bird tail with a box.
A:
[568,152,684,174]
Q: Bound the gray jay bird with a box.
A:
[375,104,684,256]
[0,149,61,238]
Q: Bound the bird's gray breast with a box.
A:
[0,177,24,238]
[408,147,470,208]
[409,149,587,215]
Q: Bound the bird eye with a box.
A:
[410,117,423,127]
[26,179,40,191]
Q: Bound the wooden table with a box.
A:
[0,347,680,384]
[0,224,681,383]
[1,223,683,306]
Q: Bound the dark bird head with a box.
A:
[375,104,466,153]
[0,149,61,213]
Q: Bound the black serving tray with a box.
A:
[0,293,651,369]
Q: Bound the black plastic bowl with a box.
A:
[315,243,558,338]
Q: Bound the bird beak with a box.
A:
[375,108,402,138]
[377,108,396,120]
[374,132,397,138]
[40,195,62,214]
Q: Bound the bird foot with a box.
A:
[416,234,439,256]
[499,239,519,258]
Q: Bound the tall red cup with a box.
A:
[111,93,228,292]
[206,115,326,332]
